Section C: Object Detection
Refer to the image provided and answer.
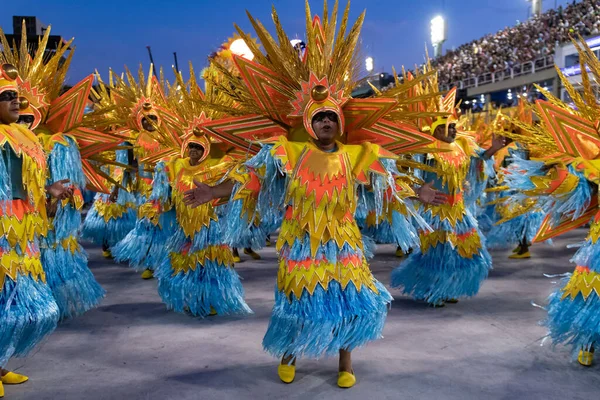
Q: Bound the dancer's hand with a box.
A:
[491,133,511,151]
[484,134,512,159]
[108,187,119,203]
[415,182,446,205]
[46,179,71,200]
[183,179,214,208]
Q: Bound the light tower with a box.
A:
[530,0,542,17]
[430,16,447,58]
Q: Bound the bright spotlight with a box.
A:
[230,38,254,61]
[365,57,374,73]
[430,16,446,45]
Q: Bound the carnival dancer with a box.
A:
[1,24,109,320]
[484,105,547,259]
[109,66,179,279]
[118,62,254,318]
[390,79,509,307]
[182,1,441,387]
[0,63,71,398]
[499,38,600,366]
[80,77,140,259]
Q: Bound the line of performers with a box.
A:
[1,2,599,397]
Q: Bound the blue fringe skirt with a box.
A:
[0,274,60,366]
[544,239,600,357]
[81,202,136,248]
[486,211,545,250]
[155,225,252,317]
[263,280,392,359]
[112,209,177,271]
[391,213,492,304]
[40,242,105,320]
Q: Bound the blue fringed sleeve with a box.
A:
[222,145,286,250]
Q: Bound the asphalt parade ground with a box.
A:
[5,228,600,400]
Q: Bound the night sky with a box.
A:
[1,0,573,84]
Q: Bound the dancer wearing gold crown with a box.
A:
[1,23,109,321]
[482,105,548,259]
[390,73,509,307]
[109,66,180,279]
[498,38,600,366]
[114,61,254,318]
[0,62,74,398]
[81,74,141,259]
[182,2,441,387]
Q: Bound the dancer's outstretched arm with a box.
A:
[183,179,234,208]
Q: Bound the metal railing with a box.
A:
[439,55,554,91]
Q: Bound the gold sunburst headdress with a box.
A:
[199,0,435,155]
[0,22,128,192]
[0,63,18,96]
[495,36,600,243]
[141,62,244,166]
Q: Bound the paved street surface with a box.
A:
[5,228,600,400]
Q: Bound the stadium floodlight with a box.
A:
[365,57,374,73]
[230,38,254,61]
[431,16,447,58]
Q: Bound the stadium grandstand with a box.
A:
[353,0,600,115]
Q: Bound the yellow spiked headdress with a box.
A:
[429,87,458,135]
[290,74,348,139]
[200,1,434,154]
[16,76,48,129]
[0,63,18,94]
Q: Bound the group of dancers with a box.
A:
[1,1,599,396]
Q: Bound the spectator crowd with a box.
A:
[432,0,600,87]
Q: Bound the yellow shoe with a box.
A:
[578,350,594,366]
[511,245,521,254]
[277,364,295,383]
[141,269,154,279]
[337,370,356,388]
[0,381,4,398]
[1,371,29,385]
[266,238,272,247]
[244,249,261,260]
[395,247,404,258]
[233,255,242,263]
[509,251,530,259]
[209,306,217,316]
[102,250,112,258]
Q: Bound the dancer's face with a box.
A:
[433,123,457,143]
[0,90,20,124]
[312,111,339,146]
[141,115,158,132]
[188,142,204,164]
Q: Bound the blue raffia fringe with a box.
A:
[391,241,491,304]
[40,244,105,320]
[155,255,252,318]
[41,139,105,319]
[391,211,492,304]
[81,194,137,247]
[486,211,545,250]
[0,274,60,366]
[155,221,252,317]
[112,209,176,271]
[544,239,600,358]
[262,280,392,359]
[112,161,175,270]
